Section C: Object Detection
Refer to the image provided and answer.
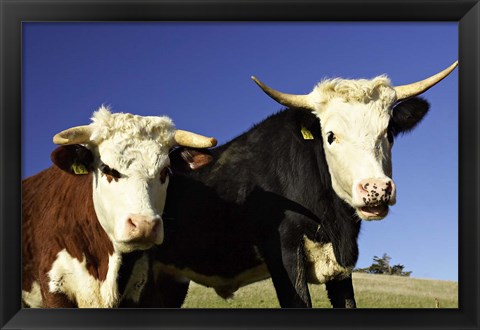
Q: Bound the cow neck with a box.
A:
[66,167,116,281]
[219,107,361,267]
[165,108,361,270]
[38,166,115,281]
[305,111,361,268]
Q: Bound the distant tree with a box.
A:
[355,253,411,277]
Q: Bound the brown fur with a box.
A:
[22,144,209,307]
[22,166,114,307]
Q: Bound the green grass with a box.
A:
[183,272,458,308]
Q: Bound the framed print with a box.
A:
[1,0,479,329]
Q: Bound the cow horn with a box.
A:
[174,130,217,148]
[53,126,93,145]
[251,76,314,110]
[394,61,458,101]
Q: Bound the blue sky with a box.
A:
[22,22,458,281]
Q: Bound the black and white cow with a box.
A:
[153,62,457,308]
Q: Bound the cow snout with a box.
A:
[124,215,163,245]
[355,178,396,206]
[353,178,396,220]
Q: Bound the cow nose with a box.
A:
[125,215,162,243]
[356,179,396,206]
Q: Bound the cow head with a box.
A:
[252,61,457,221]
[51,107,216,252]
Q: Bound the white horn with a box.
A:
[53,126,92,145]
[251,76,314,110]
[174,130,217,148]
[395,61,458,101]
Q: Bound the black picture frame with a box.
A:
[1,0,478,329]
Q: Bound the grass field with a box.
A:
[182,272,458,308]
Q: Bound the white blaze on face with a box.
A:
[87,107,175,253]
[308,76,398,220]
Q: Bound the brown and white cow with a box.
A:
[22,107,216,308]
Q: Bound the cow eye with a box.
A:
[160,167,171,184]
[100,163,121,179]
[110,168,121,179]
[326,131,336,145]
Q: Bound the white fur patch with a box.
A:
[309,75,396,107]
[47,249,122,308]
[303,236,352,284]
[22,281,43,308]
[89,106,176,149]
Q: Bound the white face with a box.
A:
[87,109,175,253]
[91,139,170,253]
[310,79,398,220]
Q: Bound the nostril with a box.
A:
[127,218,137,230]
[384,181,393,195]
[151,221,160,233]
[358,182,369,193]
[125,215,162,242]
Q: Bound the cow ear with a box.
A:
[390,97,430,136]
[170,147,213,174]
[50,145,94,175]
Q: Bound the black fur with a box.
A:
[390,97,430,136]
[155,98,428,308]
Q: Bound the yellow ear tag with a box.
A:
[72,163,88,175]
[301,126,314,140]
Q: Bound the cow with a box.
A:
[22,107,216,308]
[152,62,458,308]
